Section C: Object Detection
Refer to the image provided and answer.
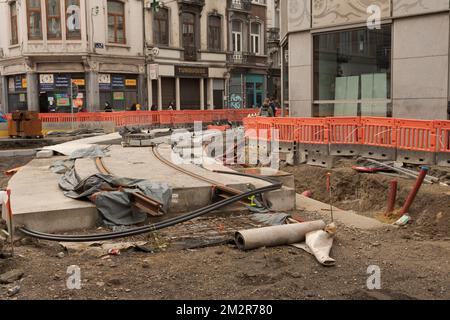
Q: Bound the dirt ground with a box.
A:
[283,159,450,239]
[1,156,449,300]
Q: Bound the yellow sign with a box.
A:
[125,79,137,86]
[72,79,85,86]
[22,78,27,89]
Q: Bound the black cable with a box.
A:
[19,172,281,242]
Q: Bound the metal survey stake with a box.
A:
[326,173,334,222]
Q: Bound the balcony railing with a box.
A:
[228,0,252,11]
[227,52,257,65]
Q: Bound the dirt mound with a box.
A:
[284,161,450,239]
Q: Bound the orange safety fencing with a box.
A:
[396,119,436,153]
[243,116,450,155]
[435,120,450,153]
[328,117,362,145]
[361,117,397,149]
[272,117,299,143]
[297,118,329,145]
[6,109,256,128]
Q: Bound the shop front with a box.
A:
[229,72,266,109]
[7,74,28,112]
[99,74,139,111]
[38,73,86,113]
[175,66,209,110]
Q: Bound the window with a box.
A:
[313,25,392,117]
[46,0,62,40]
[153,8,169,45]
[27,0,42,40]
[107,1,126,44]
[66,0,81,40]
[232,20,242,52]
[182,12,195,47]
[250,22,261,55]
[208,16,221,51]
[10,2,18,45]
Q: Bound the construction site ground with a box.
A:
[1,155,449,300]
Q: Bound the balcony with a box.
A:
[227,52,257,65]
[267,27,280,43]
[228,0,252,12]
[178,0,205,7]
[184,46,198,61]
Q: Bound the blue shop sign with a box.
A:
[111,75,125,89]
[55,74,70,88]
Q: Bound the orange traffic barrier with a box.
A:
[256,117,274,141]
[328,117,362,145]
[272,117,298,142]
[435,120,450,153]
[361,117,397,149]
[396,119,436,152]
[296,118,329,145]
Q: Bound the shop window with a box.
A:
[208,16,221,51]
[250,22,261,55]
[232,20,242,52]
[66,0,81,40]
[107,1,126,44]
[27,0,43,40]
[10,2,18,45]
[313,25,391,117]
[46,0,62,40]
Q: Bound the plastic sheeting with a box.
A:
[60,173,172,226]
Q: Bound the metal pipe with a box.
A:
[400,167,429,215]
[385,180,398,215]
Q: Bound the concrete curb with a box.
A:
[0,149,37,158]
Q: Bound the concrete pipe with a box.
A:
[235,220,326,251]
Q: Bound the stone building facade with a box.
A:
[280,0,450,120]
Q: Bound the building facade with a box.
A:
[0,0,146,113]
[227,0,269,109]
[280,0,450,120]
[0,0,273,113]
[145,0,228,110]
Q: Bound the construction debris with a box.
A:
[235,220,326,251]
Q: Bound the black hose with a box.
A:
[19,172,281,242]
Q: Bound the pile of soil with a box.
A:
[284,160,450,239]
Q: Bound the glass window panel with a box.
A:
[313,25,391,117]
[46,0,61,39]
[27,0,42,40]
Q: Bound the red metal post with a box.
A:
[385,180,398,215]
[400,167,429,215]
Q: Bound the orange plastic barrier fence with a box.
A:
[256,118,274,141]
[272,117,298,143]
[6,109,256,127]
[396,119,436,153]
[435,120,450,153]
[243,117,258,139]
[361,117,397,149]
[328,117,362,145]
[297,118,329,145]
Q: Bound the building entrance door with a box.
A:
[246,74,264,108]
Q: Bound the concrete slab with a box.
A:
[296,194,387,230]
[4,158,98,233]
